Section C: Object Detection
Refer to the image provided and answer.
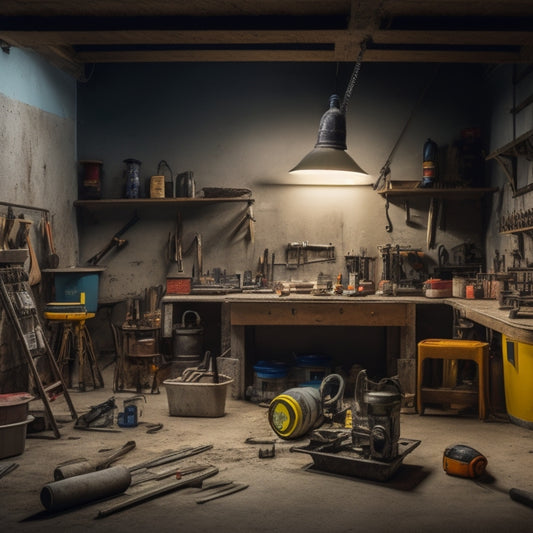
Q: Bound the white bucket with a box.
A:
[164,375,233,417]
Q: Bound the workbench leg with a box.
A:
[386,326,400,376]
[220,302,231,356]
[230,325,245,400]
[398,303,416,411]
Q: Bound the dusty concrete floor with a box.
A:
[1,365,533,533]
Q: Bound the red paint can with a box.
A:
[79,160,103,199]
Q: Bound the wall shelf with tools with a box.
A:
[376,186,497,238]
[486,68,533,198]
[500,226,533,235]
[486,129,533,198]
[376,187,497,199]
[74,197,254,210]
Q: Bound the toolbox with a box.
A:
[166,276,191,295]
[424,279,452,298]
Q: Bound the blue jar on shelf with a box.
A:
[124,158,142,198]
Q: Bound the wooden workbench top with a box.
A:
[161,292,431,303]
[161,292,533,343]
[445,297,533,343]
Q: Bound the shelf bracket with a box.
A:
[385,198,393,233]
[492,154,517,195]
[404,200,411,226]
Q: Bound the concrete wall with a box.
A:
[0,48,77,390]
[485,65,533,270]
[0,47,78,272]
[77,62,488,300]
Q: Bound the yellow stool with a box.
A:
[417,339,489,419]
[44,293,104,392]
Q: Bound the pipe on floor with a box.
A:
[40,465,131,512]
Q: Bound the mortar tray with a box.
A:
[291,438,421,481]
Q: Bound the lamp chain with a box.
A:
[341,39,368,114]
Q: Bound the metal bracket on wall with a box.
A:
[385,199,393,233]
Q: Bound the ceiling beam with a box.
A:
[373,30,533,46]
[74,48,524,64]
[74,49,337,63]
[0,29,343,46]
[33,45,84,78]
[3,29,532,47]
[364,49,524,63]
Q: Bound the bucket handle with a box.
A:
[181,310,201,328]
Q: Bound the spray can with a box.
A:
[421,138,438,188]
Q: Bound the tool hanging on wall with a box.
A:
[42,213,60,269]
[173,211,183,272]
[4,207,15,248]
[372,66,441,232]
[0,214,5,251]
[87,213,140,265]
[427,197,439,249]
[26,230,41,286]
[230,201,255,243]
[286,242,335,269]
[183,233,202,283]
[16,217,41,286]
[166,212,184,277]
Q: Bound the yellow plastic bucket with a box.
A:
[268,387,322,439]
[502,335,533,429]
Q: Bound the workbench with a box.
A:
[160,293,533,400]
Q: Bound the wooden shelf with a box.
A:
[377,187,497,199]
[500,226,533,235]
[486,129,533,160]
[74,197,254,209]
[486,129,533,196]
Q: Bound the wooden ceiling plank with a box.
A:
[74,49,337,63]
[0,1,351,18]
[364,49,523,63]
[33,45,84,78]
[73,48,524,64]
[373,30,533,46]
[0,29,344,46]
[4,28,533,47]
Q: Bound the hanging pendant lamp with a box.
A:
[290,40,373,185]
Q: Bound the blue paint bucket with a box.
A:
[294,354,332,384]
[251,361,289,403]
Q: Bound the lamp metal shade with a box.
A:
[290,94,371,184]
[290,146,367,174]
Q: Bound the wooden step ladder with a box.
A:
[0,266,77,438]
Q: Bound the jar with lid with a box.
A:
[124,158,142,198]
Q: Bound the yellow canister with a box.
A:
[150,175,165,198]
[268,387,322,440]
[502,335,533,428]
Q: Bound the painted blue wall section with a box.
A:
[0,47,76,119]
